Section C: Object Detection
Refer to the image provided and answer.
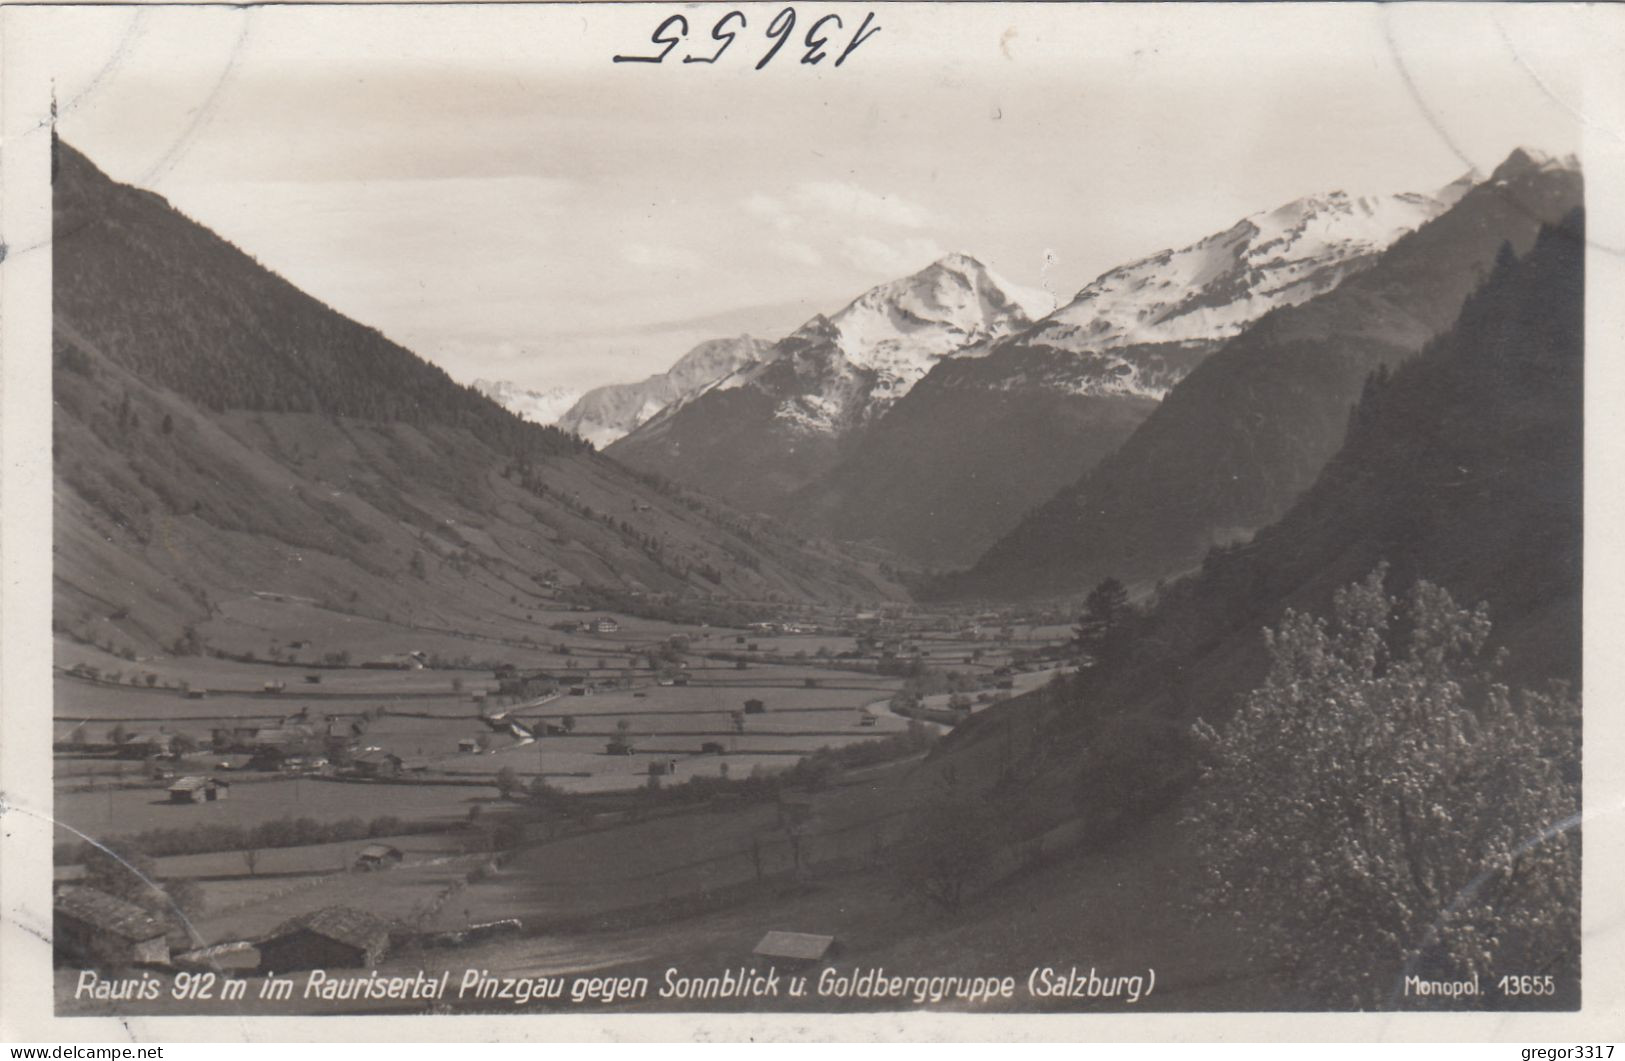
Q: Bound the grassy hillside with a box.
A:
[51,138,907,655]
[890,211,1581,987]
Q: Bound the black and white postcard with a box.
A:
[1,0,1621,1042]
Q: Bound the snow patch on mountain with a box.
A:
[471,379,583,425]
[698,253,1050,436]
[557,334,772,446]
[830,251,1053,376]
[999,184,1467,399]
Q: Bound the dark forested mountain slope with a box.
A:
[607,254,1046,517]
[51,138,905,653]
[686,178,1456,568]
[922,207,1583,856]
[785,353,1157,567]
[52,140,585,462]
[950,148,1581,599]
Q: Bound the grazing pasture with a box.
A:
[53,775,493,843]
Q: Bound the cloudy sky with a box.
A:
[42,3,1589,393]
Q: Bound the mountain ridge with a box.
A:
[607,252,1048,513]
[555,334,773,447]
[776,177,1464,566]
[51,137,907,653]
[946,146,1582,598]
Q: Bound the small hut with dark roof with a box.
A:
[752,931,839,968]
[257,906,392,973]
[53,886,170,968]
[353,843,404,871]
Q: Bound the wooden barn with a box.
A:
[258,906,391,973]
[53,887,170,969]
[351,750,403,778]
[743,698,767,714]
[353,844,404,871]
[167,776,230,803]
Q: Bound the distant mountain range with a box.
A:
[604,175,1471,566]
[55,128,1583,652]
[51,138,906,653]
[473,335,775,448]
[606,253,1052,515]
[469,379,583,428]
[557,335,773,447]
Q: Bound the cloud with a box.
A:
[740,181,940,234]
[774,241,824,267]
[792,181,939,229]
[840,235,947,276]
[622,242,703,270]
[743,193,796,232]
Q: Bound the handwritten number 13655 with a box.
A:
[614,10,880,68]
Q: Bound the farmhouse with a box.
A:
[458,738,479,753]
[211,724,259,751]
[593,617,620,633]
[253,723,318,750]
[247,746,291,772]
[743,698,766,715]
[752,931,840,968]
[354,844,404,871]
[258,906,391,973]
[351,750,404,778]
[167,776,229,803]
[53,887,170,969]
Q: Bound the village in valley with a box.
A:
[51,591,1079,1009]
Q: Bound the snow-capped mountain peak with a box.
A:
[555,334,772,446]
[999,182,1463,398]
[471,379,583,425]
[777,253,1050,410]
[1490,146,1580,185]
[637,253,1058,440]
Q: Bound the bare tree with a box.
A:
[893,767,992,915]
